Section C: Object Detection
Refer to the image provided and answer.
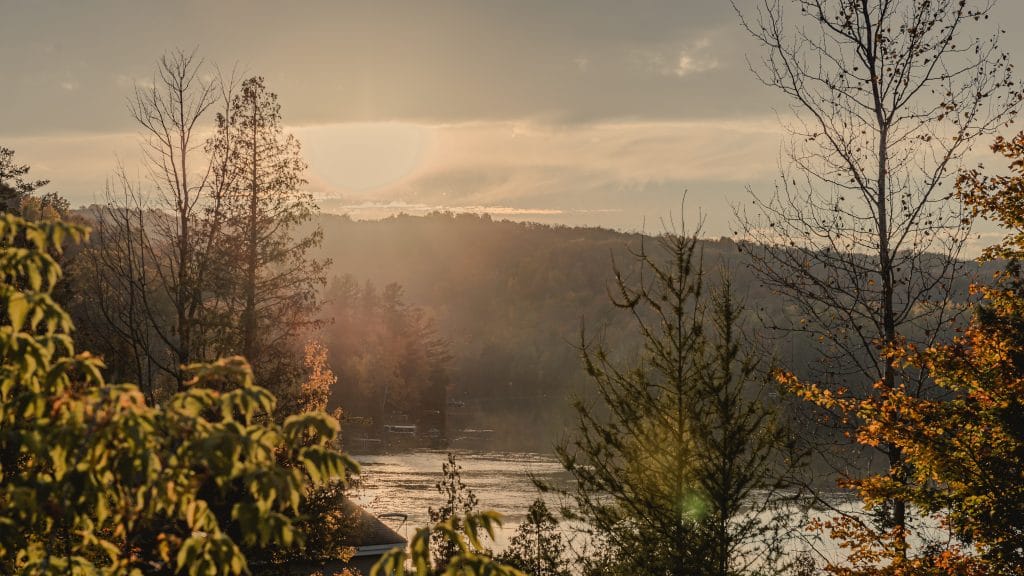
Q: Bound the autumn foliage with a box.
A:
[0,215,356,574]
[780,133,1024,575]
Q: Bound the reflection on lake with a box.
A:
[348,450,572,548]
[346,450,923,565]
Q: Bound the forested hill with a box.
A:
[312,212,985,450]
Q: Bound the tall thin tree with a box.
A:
[734,0,1022,555]
[127,49,219,390]
[206,76,328,389]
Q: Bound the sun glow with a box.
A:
[295,122,432,193]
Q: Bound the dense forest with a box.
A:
[312,211,990,450]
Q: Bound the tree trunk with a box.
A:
[243,104,259,363]
[177,93,190,391]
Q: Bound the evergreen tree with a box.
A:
[428,453,486,572]
[205,76,328,392]
[498,499,570,576]
[0,146,69,220]
[323,276,451,437]
[555,223,799,576]
[0,146,47,214]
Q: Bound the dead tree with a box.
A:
[127,49,219,390]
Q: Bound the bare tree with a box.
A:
[78,50,242,393]
[127,49,219,390]
[73,169,169,402]
[733,0,1022,558]
[75,56,323,402]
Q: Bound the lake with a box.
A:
[346,449,952,568]
[347,449,573,548]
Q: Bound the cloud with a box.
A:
[0,1,774,134]
[295,122,433,192]
[293,117,785,232]
[320,200,561,217]
[674,53,718,77]
[362,118,782,205]
[5,116,783,236]
[674,36,719,76]
[1,131,139,204]
[633,35,720,78]
[114,74,154,90]
[314,199,626,223]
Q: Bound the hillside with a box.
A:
[311,212,988,451]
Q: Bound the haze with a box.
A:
[3,0,1019,246]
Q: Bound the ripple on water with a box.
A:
[346,450,573,548]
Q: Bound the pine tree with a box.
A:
[0,147,68,220]
[428,453,485,572]
[0,147,48,214]
[498,499,570,576]
[206,76,328,392]
[555,223,799,576]
[323,276,451,438]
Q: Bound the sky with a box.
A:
[4,0,1024,244]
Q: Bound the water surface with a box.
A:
[348,450,571,547]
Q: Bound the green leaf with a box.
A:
[8,293,28,332]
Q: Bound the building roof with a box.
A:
[340,498,407,548]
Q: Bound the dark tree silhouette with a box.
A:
[76,50,230,397]
[428,453,485,573]
[498,499,569,576]
[0,147,68,220]
[0,147,47,213]
[127,49,220,390]
[323,276,451,438]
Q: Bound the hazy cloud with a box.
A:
[317,200,573,218]
[4,0,1024,245]
[0,1,778,134]
[635,35,721,78]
